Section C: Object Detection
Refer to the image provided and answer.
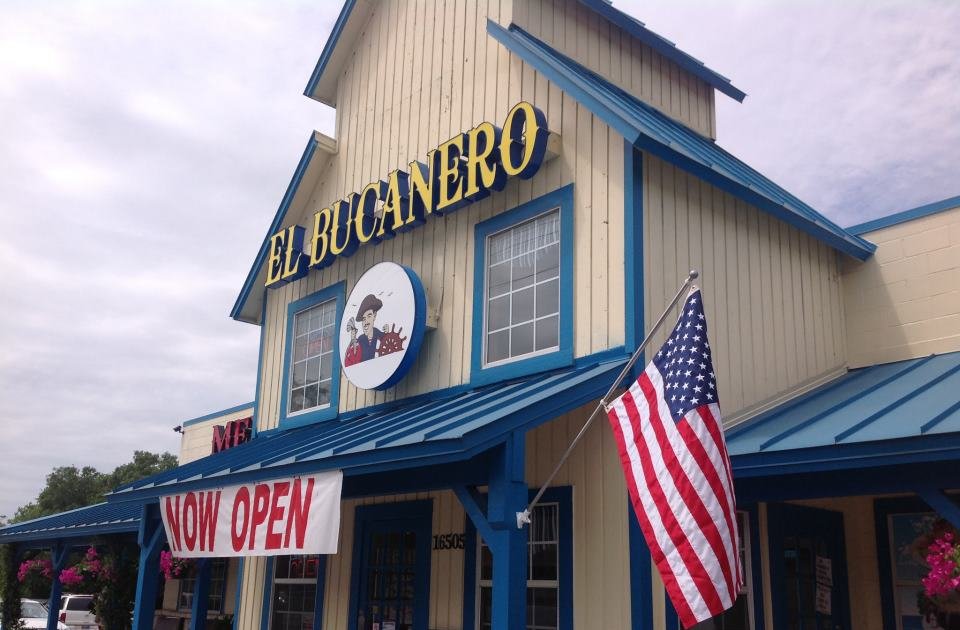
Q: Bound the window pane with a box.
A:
[319,355,332,382]
[303,384,319,409]
[512,255,535,291]
[480,544,493,581]
[511,287,535,324]
[511,323,534,356]
[489,262,511,298]
[488,295,510,331]
[535,316,559,351]
[535,243,559,282]
[487,330,510,364]
[290,388,304,413]
[513,220,537,257]
[535,280,559,318]
[489,231,511,265]
[292,361,306,388]
[532,587,558,628]
[294,337,308,362]
[531,543,558,581]
[306,357,321,385]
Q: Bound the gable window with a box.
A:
[289,299,336,414]
[280,282,345,428]
[485,210,560,365]
[471,185,573,385]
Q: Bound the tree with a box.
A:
[11,451,177,524]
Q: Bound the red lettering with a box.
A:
[164,496,182,552]
[182,492,198,551]
[198,491,221,551]
[231,487,251,552]
[284,477,315,549]
[211,424,232,453]
[232,417,252,447]
[265,482,290,550]
[248,484,271,550]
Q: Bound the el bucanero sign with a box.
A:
[264,101,550,288]
[160,471,342,558]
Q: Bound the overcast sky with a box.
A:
[1,0,958,519]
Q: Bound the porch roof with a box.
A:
[106,354,626,503]
[0,501,141,544]
[727,351,960,477]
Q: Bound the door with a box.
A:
[768,503,851,630]
[350,501,432,630]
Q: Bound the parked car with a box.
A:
[59,594,98,630]
[0,598,70,630]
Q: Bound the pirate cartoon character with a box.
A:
[356,294,383,362]
[343,319,362,367]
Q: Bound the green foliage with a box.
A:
[91,541,138,630]
[11,451,177,524]
[1,544,24,630]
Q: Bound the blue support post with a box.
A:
[189,558,211,630]
[487,433,528,630]
[46,542,69,630]
[132,503,166,630]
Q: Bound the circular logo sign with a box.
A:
[339,262,427,391]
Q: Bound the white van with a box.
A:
[58,594,97,630]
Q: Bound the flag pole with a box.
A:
[516,269,700,528]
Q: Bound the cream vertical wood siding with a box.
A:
[253,0,645,432]
[512,0,716,139]
[841,204,960,367]
[178,406,253,464]
[643,154,847,421]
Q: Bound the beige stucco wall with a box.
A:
[178,406,254,464]
[842,203,960,368]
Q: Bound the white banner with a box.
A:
[160,471,342,558]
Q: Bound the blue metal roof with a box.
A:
[727,352,960,475]
[107,355,626,502]
[846,193,960,235]
[488,22,876,262]
[0,502,141,544]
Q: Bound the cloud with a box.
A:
[0,0,957,517]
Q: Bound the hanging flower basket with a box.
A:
[159,551,195,580]
[921,531,960,614]
[60,547,112,592]
[17,557,53,595]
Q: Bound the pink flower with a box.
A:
[923,533,960,598]
[59,567,83,587]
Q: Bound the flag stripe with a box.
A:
[697,404,743,586]
[632,373,736,600]
[628,377,734,607]
[607,401,699,624]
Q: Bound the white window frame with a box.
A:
[286,298,337,418]
[482,208,562,368]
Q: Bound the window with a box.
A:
[484,210,560,365]
[469,487,572,630]
[269,555,322,630]
[280,283,345,427]
[178,558,228,613]
[471,185,573,385]
[288,299,337,414]
[691,511,754,630]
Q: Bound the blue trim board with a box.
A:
[487,21,875,262]
[470,183,575,386]
[182,402,254,428]
[462,487,574,630]
[575,0,745,102]
[231,559,244,630]
[348,500,434,630]
[259,557,275,630]
[231,134,320,322]
[847,193,960,235]
[303,0,357,99]
[277,281,346,428]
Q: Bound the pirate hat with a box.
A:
[356,294,383,321]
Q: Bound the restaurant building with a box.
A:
[2,1,959,629]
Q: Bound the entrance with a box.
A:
[349,501,432,630]
[768,503,851,630]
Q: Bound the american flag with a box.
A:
[606,288,741,628]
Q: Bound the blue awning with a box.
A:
[106,355,626,503]
[487,21,876,262]
[0,502,142,544]
[727,352,960,477]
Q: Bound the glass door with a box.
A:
[768,503,851,630]
[351,502,432,630]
